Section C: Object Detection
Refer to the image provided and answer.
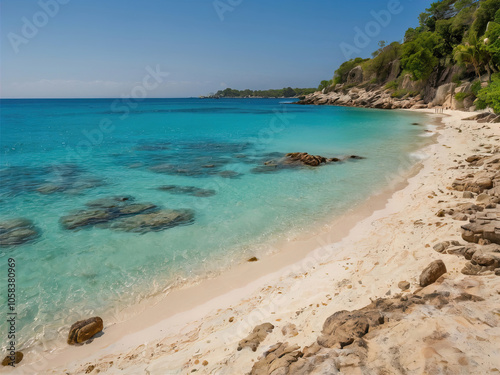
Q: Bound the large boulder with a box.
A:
[248,342,303,375]
[419,260,447,287]
[317,310,383,348]
[67,317,103,345]
[432,83,457,106]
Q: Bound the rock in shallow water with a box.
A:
[60,196,192,233]
[157,185,216,197]
[251,152,366,174]
[105,209,195,233]
[0,218,39,247]
[67,317,103,345]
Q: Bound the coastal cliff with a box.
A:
[299,0,500,117]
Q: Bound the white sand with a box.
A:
[6,109,500,375]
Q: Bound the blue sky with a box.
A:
[0,0,434,98]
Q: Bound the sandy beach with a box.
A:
[6,108,500,374]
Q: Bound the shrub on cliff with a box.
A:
[476,73,500,113]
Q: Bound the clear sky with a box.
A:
[0,0,434,98]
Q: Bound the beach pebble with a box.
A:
[2,352,23,366]
[398,281,410,290]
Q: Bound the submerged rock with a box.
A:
[61,196,160,231]
[60,209,117,230]
[218,170,241,179]
[85,196,134,208]
[0,218,39,247]
[67,317,103,345]
[106,209,195,233]
[158,185,216,197]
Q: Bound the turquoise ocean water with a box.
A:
[0,98,430,353]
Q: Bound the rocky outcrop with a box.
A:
[346,66,363,85]
[317,309,384,349]
[0,218,39,247]
[67,317,103,345]
[296,63,481,112]
[247,288,476,375]
[251,153,366,174]
[285,153,327,167]
[237,323,274,352]
[464,112,500,123]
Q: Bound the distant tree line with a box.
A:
[210,87,316,98]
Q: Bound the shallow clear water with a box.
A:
[0,98,429,351]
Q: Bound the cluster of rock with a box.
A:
[296,64,496,114]
[0,218,39,248]
[297,86,428,110]
[246,288,477,375]
[251,153,365,174]
[464,112,500,123]
[430,150,500,276]
[240,140,500,375]
[60,196,194,233]
[0,164,103,197]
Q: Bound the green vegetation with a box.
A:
[211,87,316,98]
[332,58,369,85]
[318,79,333,91]
[317,0,500,112]
[476,73,500,111]
[454,92,470,101]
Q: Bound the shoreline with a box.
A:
[4,108,440,374]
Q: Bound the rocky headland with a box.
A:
[297,66,500,123]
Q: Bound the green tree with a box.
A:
[454,33,494,80]
[470,0,500,39]
[477,73,500,112]
[483,19,500,70]
[401,32,441,80]
[318,80,333,91]
[282,87,296,97]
